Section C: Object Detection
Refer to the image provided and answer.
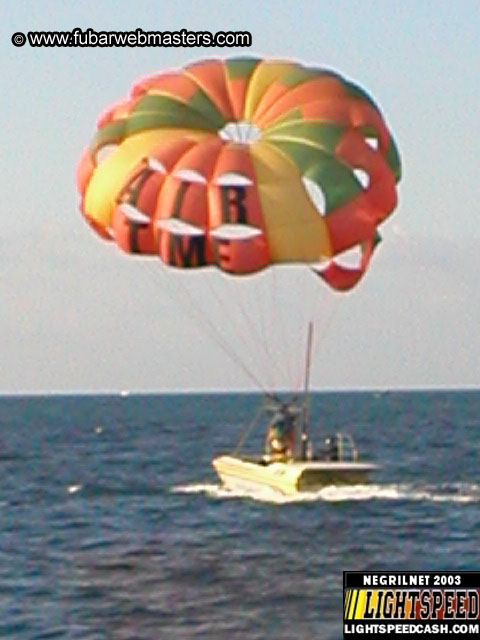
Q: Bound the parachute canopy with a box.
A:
[77,57,401,291]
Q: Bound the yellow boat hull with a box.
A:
[212,455,378,496]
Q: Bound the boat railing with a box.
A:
[309,431,359,462]
[336,432,359,462]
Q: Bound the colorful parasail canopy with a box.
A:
[77,57,401,291]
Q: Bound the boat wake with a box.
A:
[172,482,480,505]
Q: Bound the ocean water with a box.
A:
[1,391,480,639]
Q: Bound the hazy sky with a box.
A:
[2,1,480,393]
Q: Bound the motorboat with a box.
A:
[212,323,378,496]
[212,432,378,496]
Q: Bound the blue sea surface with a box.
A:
[1,391,479,639]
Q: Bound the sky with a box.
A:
[2,0,480,393]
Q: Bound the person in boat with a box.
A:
[264,410,296,461]
[324,434,341,461]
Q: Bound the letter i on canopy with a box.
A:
[159,176,209,268]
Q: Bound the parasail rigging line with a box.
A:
[232,402,266,455]
[142,260,270,391]
[199,269,281,392]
